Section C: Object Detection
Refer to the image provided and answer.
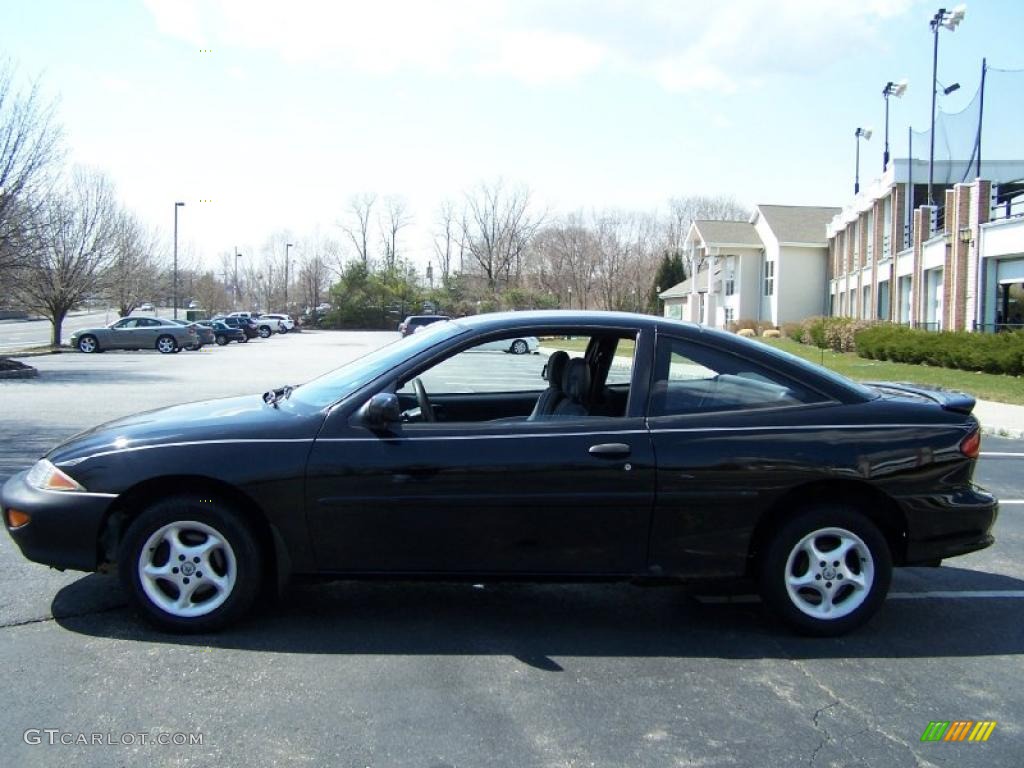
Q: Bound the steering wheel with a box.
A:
[412,377,435,422]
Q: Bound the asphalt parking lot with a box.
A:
[1,330,1022,767]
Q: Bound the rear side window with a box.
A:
[649,336,826,417]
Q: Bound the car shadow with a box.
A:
[53,566,1024,666]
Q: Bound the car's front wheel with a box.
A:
[118,496,262,633]
[77,335,99,353]
[258,326,272,339]
[758,505,892,637]
[215,334,228,346]
[511,339,529,355]
[156,335,177,354]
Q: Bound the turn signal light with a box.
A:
[960,430,981,459]
[6,509,31,529]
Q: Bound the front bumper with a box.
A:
[902,486,999,564]
[1,471,115,572]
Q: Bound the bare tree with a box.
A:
[0,60,63,278]
[378,195,412,273]
[298,250,329,312]
[18,168,117,345]
[432,198,464,287]
[339,192,376,266]
[105,211,162,317]
[191,271,230,316]
[461,179,540,290]
[665,194,750,272]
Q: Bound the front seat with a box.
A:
[528,350,570,420]
[552,358,591,417]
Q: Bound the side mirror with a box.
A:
[359,392,402,428]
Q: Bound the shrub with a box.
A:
[781,322,804,343]
[854,325,1024,376]
[797,316,872,352]
[737,328,756,338]
[762,329,781,338]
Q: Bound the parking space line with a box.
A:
[1000,500,1024,505]
[981,452,1024,458]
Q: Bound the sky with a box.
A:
[2,0,1022,274]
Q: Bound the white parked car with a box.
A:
[473,335,539,355]
[261,313,295,332]
[138,302,153,311]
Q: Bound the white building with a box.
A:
[660,204,840,329]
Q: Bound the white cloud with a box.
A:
[143,0,917,91]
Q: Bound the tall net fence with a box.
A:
[907,63,1024,186]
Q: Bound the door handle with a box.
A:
[588,443,631,458]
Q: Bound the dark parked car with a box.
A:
[198,320,246,346]
[2,311,997,635]
[399,314,450,336]
[168,319,214,349]
[213,316,258,340]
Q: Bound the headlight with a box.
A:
[26,459,85,492]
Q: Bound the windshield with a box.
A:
[288,320,466,408]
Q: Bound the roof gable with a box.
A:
[754,204,841,245]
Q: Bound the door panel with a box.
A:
[305,417,655,575]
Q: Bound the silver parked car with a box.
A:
[70,317,197,354]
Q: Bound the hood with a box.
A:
[49,394,323,465]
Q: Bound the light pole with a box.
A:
[854,127,872,195]
[234,250,243,306]
[567,287,573,309]
[928,4,966,206]
[426,262,434,288]
[284,243,294,311]
[882,79,908,171]
[173,202,185,319]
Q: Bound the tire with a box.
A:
[156,335,178,354]
[757,505,892,637]
[77,335,99,353]
[215,334,228,346]
[258,326,272,339]
[238,335,248,343]
[511,339,529,355]
[278,326,288,334]
[118,496,263,633]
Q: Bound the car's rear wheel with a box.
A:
[758,505,891,637]
[238,335,248,343]
[215,334,228,346]
[258,326,272,339]
[156,335,177,354]
[77,335,99,353]
[118,496,262,633]
[511,339,529,355]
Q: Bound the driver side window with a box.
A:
[396,332,636,424]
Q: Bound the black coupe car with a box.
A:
[1,311,998,635]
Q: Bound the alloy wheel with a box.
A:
[137,521,237,618]
[783,526,874,620]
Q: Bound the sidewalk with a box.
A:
[975,399,1024,439]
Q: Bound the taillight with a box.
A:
[960,429,981,459]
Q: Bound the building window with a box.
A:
[725,275,735,296]
[763,260,775,296]
[724,307,734,326]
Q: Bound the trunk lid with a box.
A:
[865,381,976,415]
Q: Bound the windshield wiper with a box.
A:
[262,384,294,407]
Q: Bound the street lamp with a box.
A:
[426,262,434,288]
[882,79,908,171]
[234,250,243,306]
[567,287,573,309]
[173,202,185,319]
[854,127,873,195]
[284,242,294,311]
[928,4,966,206]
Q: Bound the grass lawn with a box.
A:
[541,337,636,356]
[760,337,1024,406]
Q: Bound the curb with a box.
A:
[0,368,39,379]
[980,425,1024,440]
